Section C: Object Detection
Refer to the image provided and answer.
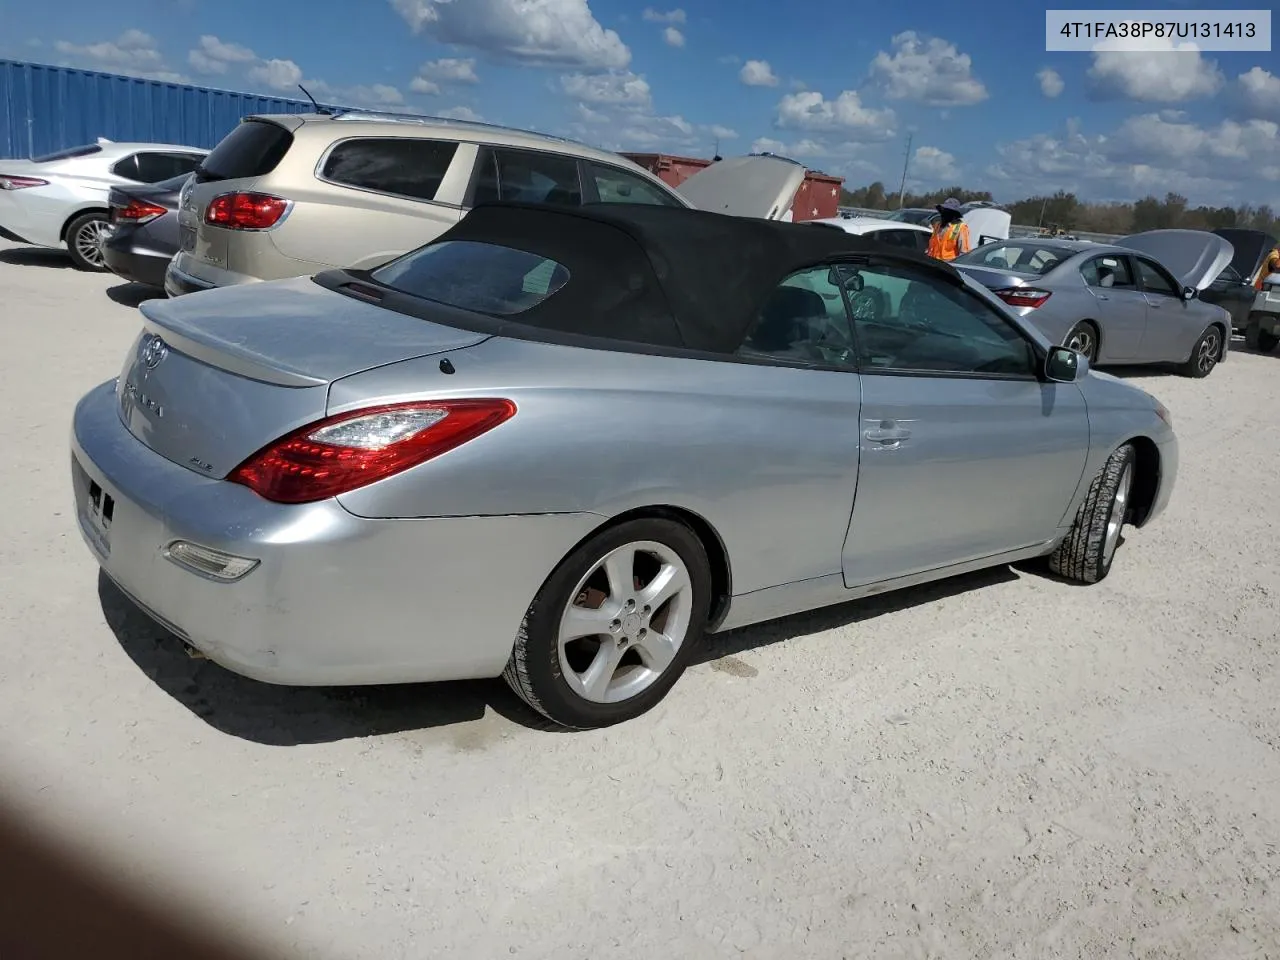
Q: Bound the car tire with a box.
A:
[1048,443,1136,585]
[65,212,111,272]
[1248,319,1280,354]
[1064,321,1099,363]
[1179,326,1221,378]
[502,517,712,729]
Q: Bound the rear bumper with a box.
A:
[163,259,218,297]
[71,380,601,686]
[103,243,170,288]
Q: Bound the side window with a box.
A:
[1135,256,1178,296]
[110,153,142,181]
[841,262,1037,376]
[133,152,202,183]
[587,162,682,207]
[1080,255,1136,290]
[472,147,583,207]
[736,266,857,369]
[321,138,460,202]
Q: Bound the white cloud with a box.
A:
[750,137,831,158]
[910,145,959,181]
[438,105,484,122]
[560,70,651,106]
[249,57,303,91]
[410,77,440,95]
[389,0,630,70]
[663,27,685,47]
[1037,67,1064,98]
[187,34,256,74]
[869,31,987,105]
[739,59,779,87]
[54,29,183,81]
[418,57,480,84]
[574,103,610,124]
[1087,37,1222,102]
[775,89,896,139]
[642,7,685,23]
[989,113,1280,206]
[343,83,406,107]
[1236,67,1280,121]
[707,124,738,140]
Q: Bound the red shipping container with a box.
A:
[620,152,844,222]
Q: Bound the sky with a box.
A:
[3,0,1278,207]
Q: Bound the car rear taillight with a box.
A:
[0,175,48,190]
[228,399,517,504]
[204,192,290,230]
[114,198,168,222]
[993,287,1052,309]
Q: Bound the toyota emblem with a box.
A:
[138,334,168,370]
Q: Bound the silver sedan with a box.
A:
[70,202,1179,729]
[952,230,1234,377]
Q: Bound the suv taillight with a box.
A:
[228,399,517,504]
[205,192,290,230]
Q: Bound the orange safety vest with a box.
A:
[927,221,970,260]
[1257,248,1280,290]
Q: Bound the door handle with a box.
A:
[864,427,911,444]
[1095,293,1110,301]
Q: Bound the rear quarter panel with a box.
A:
[327,336,865,596]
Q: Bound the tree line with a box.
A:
[839,182,1279,238]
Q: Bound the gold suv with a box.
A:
[165,111,801,296]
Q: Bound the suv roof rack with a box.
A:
[323,108,588,146]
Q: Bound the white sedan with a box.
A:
[811,215,934,253]
[0,139,206,270]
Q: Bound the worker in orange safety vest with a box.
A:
[1256,244,1280,290]
[926,197,971,261]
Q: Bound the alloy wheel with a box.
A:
[1197,331,1219,374]
[556,540,694,704]
[1102,462,1133,567]
[1067,328,1094,360]
[74,218,111,269]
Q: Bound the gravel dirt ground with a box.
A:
[1,237,1279,959]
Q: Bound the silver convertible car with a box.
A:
[71,203,1178,729]
[951,230,1234,377]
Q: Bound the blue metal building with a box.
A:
[0,59,344,159]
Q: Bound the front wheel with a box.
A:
[502,518,712,729]
[1179,326,1221,378]
[65,212,111,271]
[1048,443,1135,584]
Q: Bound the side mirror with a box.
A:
[1182,285,1196,300]
[827,264,864,292]
[1045,345,1082,383]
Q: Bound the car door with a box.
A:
[1202,264,1253,328]
[1079,253,1148,359]
[838,260,1090,587]
[1133,254,1200,362]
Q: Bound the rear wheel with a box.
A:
[1179,326,1221,378]
[502,518,712,729]
[1246,318,1279,354]
[1065,321,1099,363]
[1048,443,1135,584]
[65,212,111,271]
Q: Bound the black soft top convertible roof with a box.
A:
[426,201,963,355]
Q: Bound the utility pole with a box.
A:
[896,133,913,210]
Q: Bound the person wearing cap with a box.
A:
[926,197,971,261]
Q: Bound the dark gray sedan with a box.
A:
[952,230,1233,378]
[102,173,191,289]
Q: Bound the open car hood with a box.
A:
[963,208,1011,244]
[1116,229,1234,291]
[674,155,807,220]
[1213,228,1278,281]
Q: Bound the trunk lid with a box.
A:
[1117,229,1234,291]
[120,276,490,478]
[1213,227,1278,282]
[952,264,1037,291]
[674,155,807,220]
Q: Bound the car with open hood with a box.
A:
[73,202,1178,729]
[164,111,805,297]
[1203,227,1280,353]
[951,228,1234,377]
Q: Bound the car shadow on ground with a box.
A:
[1099,363,1178,380]
[0,247,70,269]
[105,281,165,308]
[100,562,1027,745]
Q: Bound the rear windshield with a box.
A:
[372,240,570,317]
[955,242,1071,276]
[32,144,102,162]
[197,120,293,182]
